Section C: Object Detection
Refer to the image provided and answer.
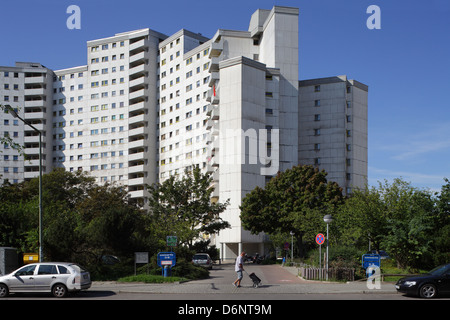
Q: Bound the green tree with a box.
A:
[240,165,344,255]
[336,185,387,250]
[426,178,450,266]
[378,179,435,269]
[1,168,154,271]
[0,181,36,251]
[77,183,147,262]
[337,178,439,269]
[146,167,230,249]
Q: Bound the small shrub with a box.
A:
[118,274,187,283]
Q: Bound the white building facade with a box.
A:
[0,6,368,260]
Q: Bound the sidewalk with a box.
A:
[91,280,396,295]
[90,264,397,295]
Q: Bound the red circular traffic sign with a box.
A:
[316,233,325,245]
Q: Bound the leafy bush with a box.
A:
[135,256,209,280]
[171,259,209,279]
[118,274,187,283]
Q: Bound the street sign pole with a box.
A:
[318,239,322,272]
[134,252,149,275]
[319,244,322,279]
[315,233,325,280]
[157,252,176,277]
[167,236,177,249]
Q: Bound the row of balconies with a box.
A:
[24,88,46,96]
[205,39,221,190]
[206,87,219,105]
[128,38,149,187]
[128,41,148,200]
[129,38,149,53]
[208,37,221,198]
[23,111,46,121]
[209,40,223,58]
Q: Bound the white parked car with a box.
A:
[0,262,91,298]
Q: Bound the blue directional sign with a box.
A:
[362,254,380,269]
[157,252,176,267]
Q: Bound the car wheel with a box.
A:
[0,284,9,298]
[52,283,68,298]
[419,283,437,298]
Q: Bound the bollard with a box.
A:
[163,265,171,277]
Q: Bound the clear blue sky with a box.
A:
[1,0,449,192]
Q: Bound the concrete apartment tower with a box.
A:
[209,7,300,258]
[0,62,54,182]
[51,29,167,206]
[0,6,368,261]
[298,76,368,195]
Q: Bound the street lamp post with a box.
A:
[323,214,333,281]
[289,231,295,262]
[5,105,43,262]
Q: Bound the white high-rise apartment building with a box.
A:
[0,6,368,260]
[0,62,54,182]
[51,29,166,205]
[298,76,368,195]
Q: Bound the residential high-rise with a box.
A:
[298,76,368,195]
[0,6,368,260]
[51,29,167,206]
[0,62,54,182]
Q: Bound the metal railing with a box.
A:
[298,266,355,282]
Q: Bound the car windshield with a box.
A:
[193,254,208,260]
[428,264,450,276]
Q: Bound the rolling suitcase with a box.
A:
[248,271,261,288]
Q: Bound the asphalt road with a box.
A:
[3,263,449,303]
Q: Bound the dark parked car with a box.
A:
[395,263,450,298]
